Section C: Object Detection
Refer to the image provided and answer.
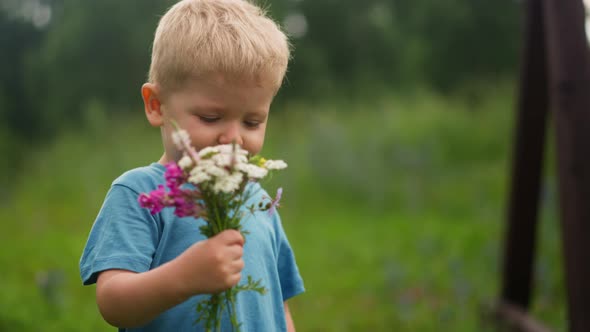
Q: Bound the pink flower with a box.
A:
[138,185,168,214]
[169,187,201,218]
[139,162,204,218]
[164,162,186,189]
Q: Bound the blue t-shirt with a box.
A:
[79,163,304,331]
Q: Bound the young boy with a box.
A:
[79,0,304,331]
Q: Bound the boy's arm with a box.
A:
[284,301,296,332]
[96,230,244,328]
[97,268,187,327]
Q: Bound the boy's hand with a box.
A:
[174,229,245,296]
[95,230,245,327]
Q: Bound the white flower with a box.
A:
[212,171,244,193]
[171,130,191,150]
[178,155,193,170]
[198,146,219,158]
[200,160,229,178]
[188,169,211,184]
[264,159,288,170]
[212,153,233,167]
[211,152,248,168]
[236,147,249,156]
[216,144,234,154]
[237,163,268,179]
[234,154,248,164]
[217,144,249,156]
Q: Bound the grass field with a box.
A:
[0,87,567,331]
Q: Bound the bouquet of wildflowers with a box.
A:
[138,129,286,332]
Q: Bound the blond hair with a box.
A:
[149,0,290,95]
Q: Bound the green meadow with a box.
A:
[0,88,566,331]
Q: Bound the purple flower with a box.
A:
[267,187,283,216]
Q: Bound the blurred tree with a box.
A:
[393,0,521,91]
[284,0,402,96]
[0,0,521,155]
[285,0,520,94]
[0,8,44,139]
[28,0,171,134]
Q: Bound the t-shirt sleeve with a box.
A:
[272,212,305,301]
[79,183,160,285]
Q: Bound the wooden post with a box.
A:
[493,302,555,332]
[543,0,590,331]
[501,0,549,310]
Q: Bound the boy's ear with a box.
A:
[141,83,164,127]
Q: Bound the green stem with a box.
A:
[210,293,220,332]
[207,194,223,234]
[225,288,240,331]
[227,187,259,227]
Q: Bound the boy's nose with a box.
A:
[218,123,244,146]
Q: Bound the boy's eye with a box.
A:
[198,115,220,123]
[243,120,261,128]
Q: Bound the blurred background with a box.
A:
[0,0,583,330]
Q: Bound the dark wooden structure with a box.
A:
[498,0,590,331]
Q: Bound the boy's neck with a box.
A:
[158,153,171,165]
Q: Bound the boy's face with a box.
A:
[144,74,276,163]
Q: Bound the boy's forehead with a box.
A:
[177,75,267,95]
[174,73,276,96]
[199,72,279,90]
[170,74,275,112]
